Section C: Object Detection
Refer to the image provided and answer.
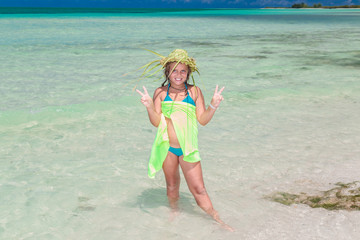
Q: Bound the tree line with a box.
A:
[291,2,360,8]
[292,3,321,8]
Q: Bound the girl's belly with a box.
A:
[165,117,180,148]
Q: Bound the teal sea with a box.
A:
[1,8,360,239]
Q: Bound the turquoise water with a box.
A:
[1,8,360,239]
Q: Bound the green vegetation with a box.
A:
[265,181,360,211]
[324,5,360,8]
[291,2,360,8]
[292,2,309,8]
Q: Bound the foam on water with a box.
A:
[1,9,360,239]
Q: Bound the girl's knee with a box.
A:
[166,184,180,200]
[192,185,207,196]
[166,179,180,194]
[167,183,179,192]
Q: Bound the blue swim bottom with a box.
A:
[169,146,183,156]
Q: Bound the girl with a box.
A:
[136,49,231,230]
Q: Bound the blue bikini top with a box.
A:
[164,83,196,106]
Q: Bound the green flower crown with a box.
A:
[160,49,198,73]
[138,49,200,84]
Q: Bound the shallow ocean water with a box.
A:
[1,8,360,239]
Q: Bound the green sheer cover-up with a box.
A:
[148,101,201,178]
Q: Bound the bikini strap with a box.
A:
[184,83,189,96]
[166,84,170,96]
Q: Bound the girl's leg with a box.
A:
[162,151,180,209]
[178,158,214,214]
[179,158,233,231]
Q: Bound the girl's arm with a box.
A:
[195,85,224,126]
[136,86,162,127]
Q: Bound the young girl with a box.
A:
[136,49,231,230]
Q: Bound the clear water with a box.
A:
[1,8,360,239]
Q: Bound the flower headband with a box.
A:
[138,49,200,84]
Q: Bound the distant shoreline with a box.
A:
[265,5,360,9]
[265,7,360,9]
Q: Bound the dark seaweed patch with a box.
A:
[265,181,360,211]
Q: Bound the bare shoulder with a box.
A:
[153,86,167,101]
[188,85,203,100]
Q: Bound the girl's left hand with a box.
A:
[210,85,225,109]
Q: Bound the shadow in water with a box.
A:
[133,188,195,214]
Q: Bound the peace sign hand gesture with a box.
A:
[136,86,153,108]
[210,85,225,109]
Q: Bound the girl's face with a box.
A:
[168,62,189,87]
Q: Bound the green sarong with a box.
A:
[148,101,201,178]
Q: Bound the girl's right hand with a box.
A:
[136,86,153,108]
